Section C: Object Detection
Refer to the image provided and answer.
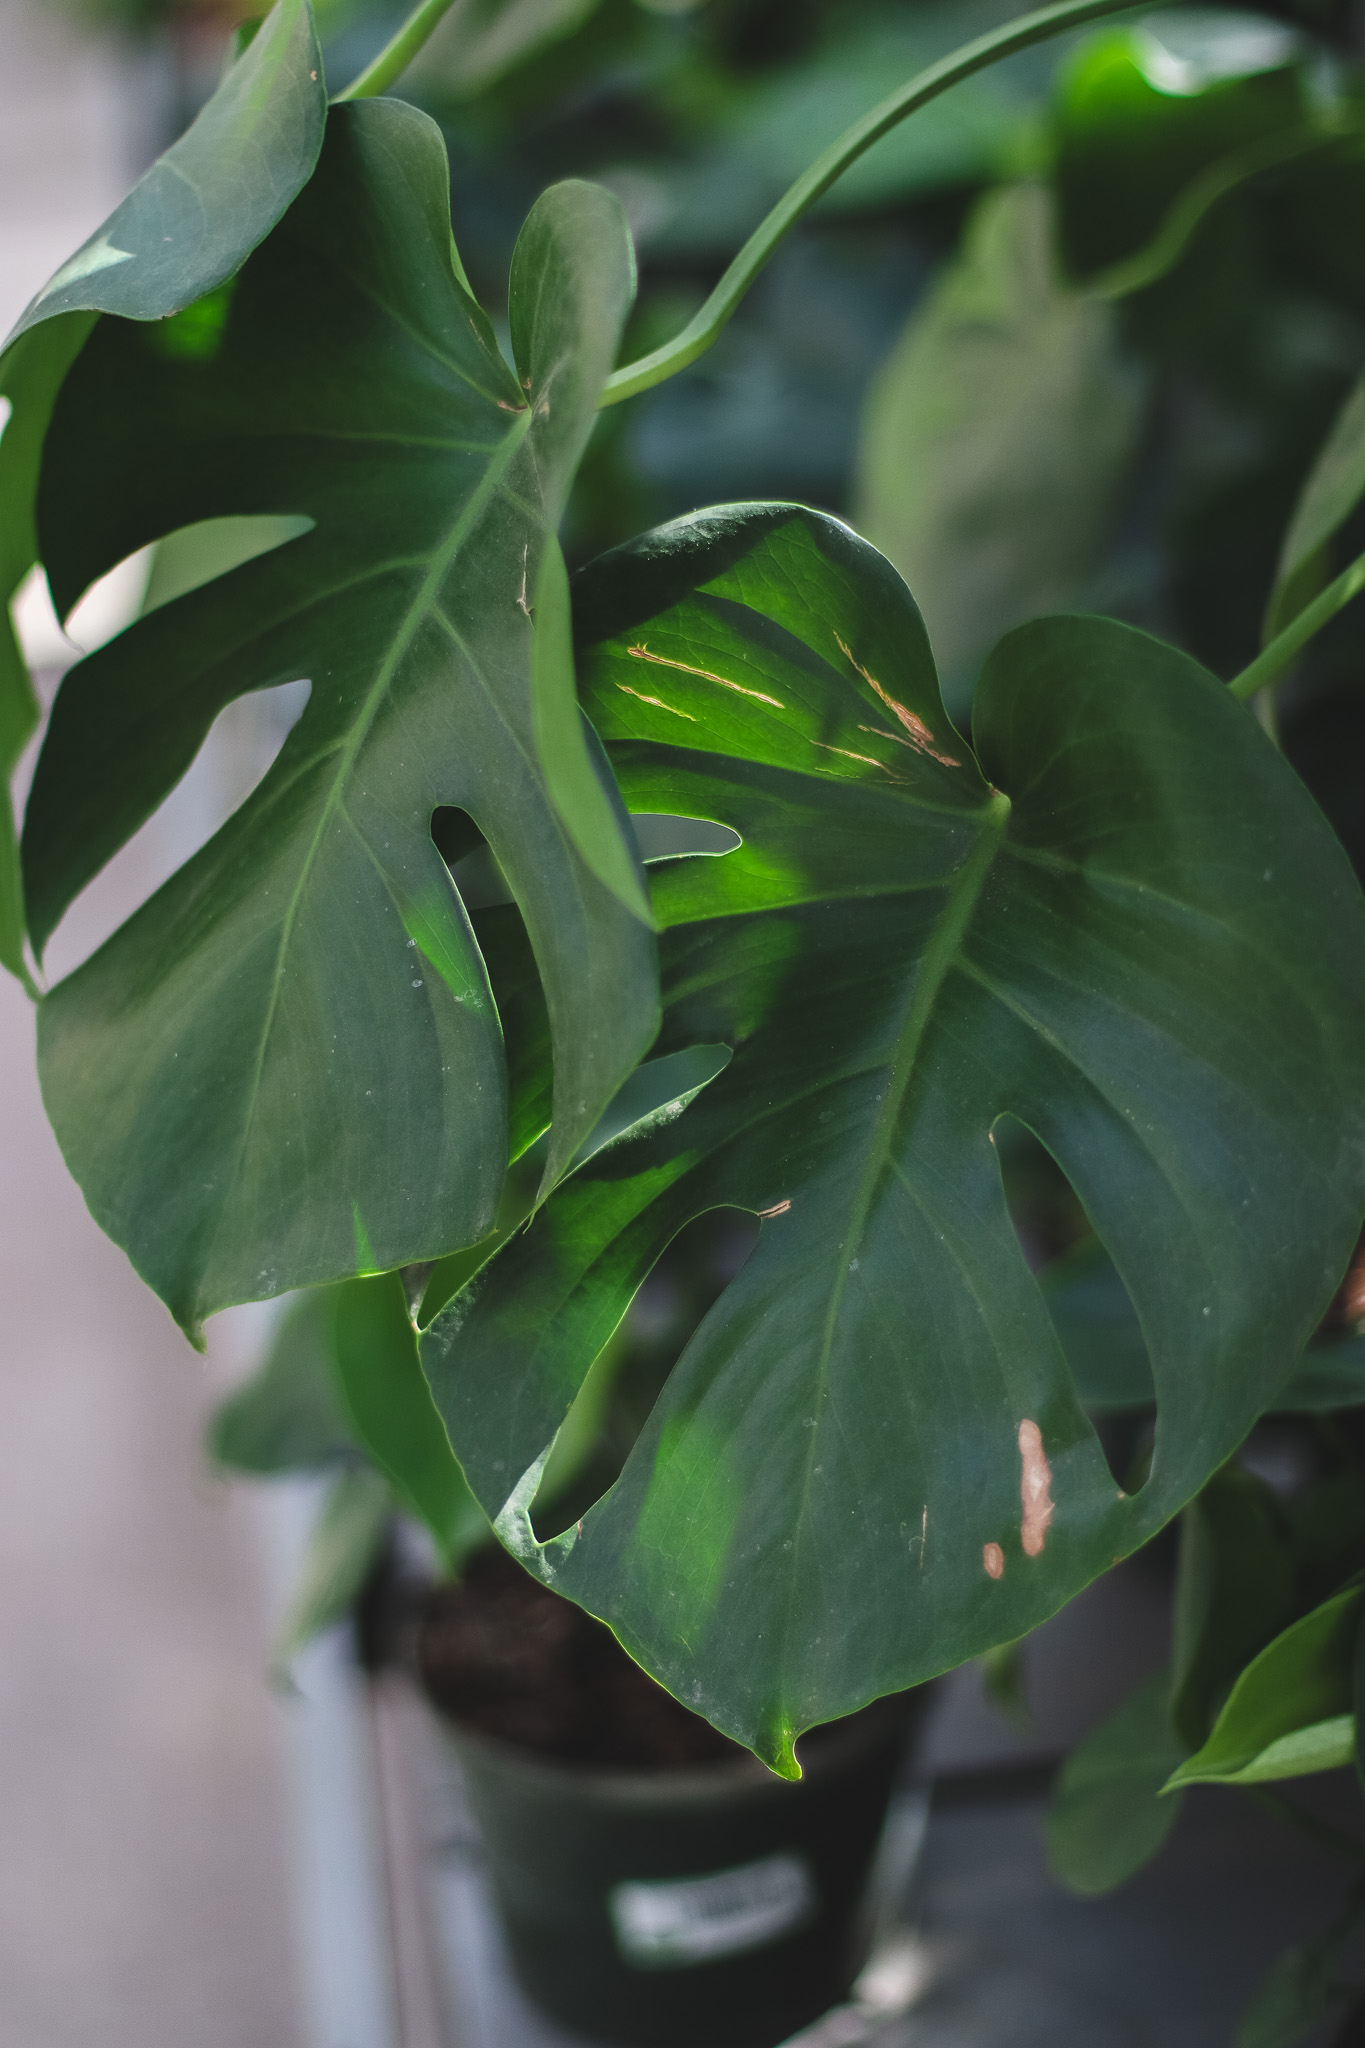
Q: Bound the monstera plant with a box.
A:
[7,0,1365,1840]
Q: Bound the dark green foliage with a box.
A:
[422,503,1365,1765]
[24,99,656,1335]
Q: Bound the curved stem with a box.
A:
[1230,546,1365,701]
[599,0,1143,409]
[1089,120,1357,303]
[333,0,460,103]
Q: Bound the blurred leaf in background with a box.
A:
[853,183,1144,715]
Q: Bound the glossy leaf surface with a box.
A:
[26,102,656,1335]
[1167,1583,1363,1788]
[0,0,327,988]
[424,504,1365,1767]
[1045,1672,1184,1895]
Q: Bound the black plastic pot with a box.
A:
[443,1691,922,2048]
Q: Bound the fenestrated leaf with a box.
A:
[0,0,327,989]
[25,102,657,1336]
[1167,1582,1363,1789]
[1266,373,1365,642]
[423,503,1365,1770]
[1045,1672,1185,1895]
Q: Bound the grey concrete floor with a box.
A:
[0,3,307,2041]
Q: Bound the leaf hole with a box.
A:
[631,813,741,861]
[37,675,311,985]
[992,1115,1157,1495]
[528,1206,760,1542]
[431,806,515,909]
[15,514,314,673]
[575,1042,733,1167]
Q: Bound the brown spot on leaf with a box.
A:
[1018,1419,1054,1558]
[615,684,696,720]
[835,634,962,768]
[628,642,785,709]
[983,1542,1005,1579]
[809,738,903,776]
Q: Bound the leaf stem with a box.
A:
[1229,546,1365,701]
[333,0,459,102]
[599,0,1145,409]
[1089,121,1357,304]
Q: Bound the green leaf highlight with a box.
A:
[423,504,1365,1764]
[1167,1584,1364,1790]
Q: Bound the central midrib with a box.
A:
[206,401,538,1304]
[817,785,1012,1362]
[767,786,1012,1742]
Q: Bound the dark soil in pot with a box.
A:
[415,1546,924,2048]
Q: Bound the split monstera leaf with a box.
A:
[13,92,657,1334]
[422,506,1365,1769]
[5,0,1365,1769]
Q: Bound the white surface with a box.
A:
[0,8,315,2038]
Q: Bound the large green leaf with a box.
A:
[853,184,1144,709]
[0,0,327,989]
[24,102,657,1337]
[423,504,1365,1769]
[1045,1671,1185,1896]
[1167,1582,1363,1789]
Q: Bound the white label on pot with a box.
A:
[608,1851,816,1968]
